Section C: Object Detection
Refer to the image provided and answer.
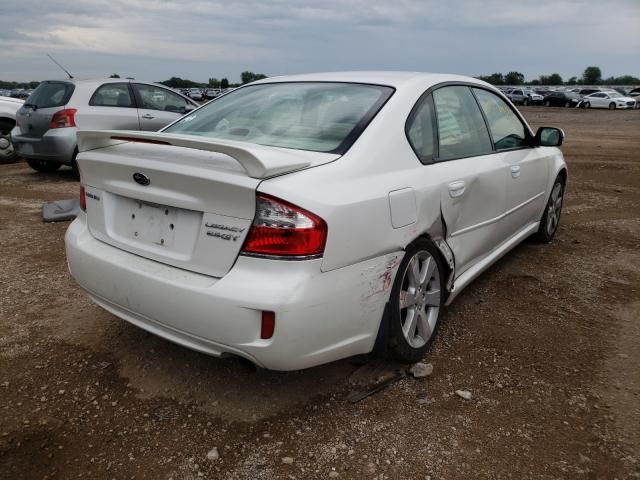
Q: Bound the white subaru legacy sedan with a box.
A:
[66,72,567,370]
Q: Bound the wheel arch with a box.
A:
[0,116,16,131]
[557,167,568,185]
[404,220,455,300]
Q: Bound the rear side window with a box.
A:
[473,88,527,150]
[90,83,134,107]
[406,96,436,161]
[25,82,74,109]
[433,86,492,160]
[134,84,192,114]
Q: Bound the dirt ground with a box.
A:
[1,107,639,480]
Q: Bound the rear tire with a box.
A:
[25,158,61,173]
[70,149,79,178]
[0,120,18,164]
[544,100,551,107]
[565,101,570,107]
[534,175,565,243]
[584,102,591,109]
[388,239,445,362]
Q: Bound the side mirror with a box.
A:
[185,104,196,112]
[535,127,564,147]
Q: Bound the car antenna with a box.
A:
[46,54,74,79]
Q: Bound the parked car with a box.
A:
[543,91,581,107]
[0,96,24,163]
[506,88,544,105]
[10,89,26,98]
[66,72,567,370]
[204,88,220,99]
[534,88,553,97]
[11,79,198,174]
[188,88,203,101]
[581,91,637,109]
[630,91,640,109]
[570,88,601,98]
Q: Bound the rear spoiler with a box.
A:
[76,130,314,179]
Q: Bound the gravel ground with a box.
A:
[1,107,639,479]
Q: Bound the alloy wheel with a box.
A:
[398,251,441,349]
[546,182,563,236]
[0,131,15,161]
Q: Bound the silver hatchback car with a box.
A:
[12,79,198,173]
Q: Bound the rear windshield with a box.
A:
[25,82,74,109]
[164,82,394,154]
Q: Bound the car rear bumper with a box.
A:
[11,127,77,163]
[65,214,401,370]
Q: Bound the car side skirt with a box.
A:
[445,221,540,306]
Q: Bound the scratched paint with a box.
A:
[361,253,403,303]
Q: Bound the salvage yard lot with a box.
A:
[1,107,639,479]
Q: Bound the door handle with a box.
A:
[141,113,155,119]
[510,165,521,178]
[448,180,466,198]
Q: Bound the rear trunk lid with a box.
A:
[15,81,75,138]
[77,130,338,277]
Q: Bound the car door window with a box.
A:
[134,84,191,114]
[89,83,134,107]
[473,88,527,150]
[406,95,435,161]
[433,86,492,160]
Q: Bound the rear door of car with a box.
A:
[15,81,74,139]
[80,82,140,130]
[133,84,195,131]
[550,92,562,106]
[427,85,510,274]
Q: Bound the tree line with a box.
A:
[0,70,269,91]
[477,66,640,86]
[0,80,40,90]
[158,71,267,90]
[4,66,638,91]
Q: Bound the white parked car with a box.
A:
[506,88,544,105]
[0,95,24,162]
[188,88,203,101]
[66,72,567,370]
[581,91,637,109]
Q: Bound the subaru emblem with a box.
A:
[133,173,150,186]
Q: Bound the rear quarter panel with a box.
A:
[258,85,445,273]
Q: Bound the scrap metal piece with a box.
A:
[347,369,406,403]
[42,198,80,223]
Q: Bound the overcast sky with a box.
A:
[1,0,639,83]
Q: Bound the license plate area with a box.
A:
[107,194,202,258]
[128,200,178,247]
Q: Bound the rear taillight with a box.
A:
[79,185,86,211]
[49,108,77,129]
[241,194,327,258]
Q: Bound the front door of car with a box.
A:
[472,88,549,236]
[429,86,510,275]
[132,84,194,131]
